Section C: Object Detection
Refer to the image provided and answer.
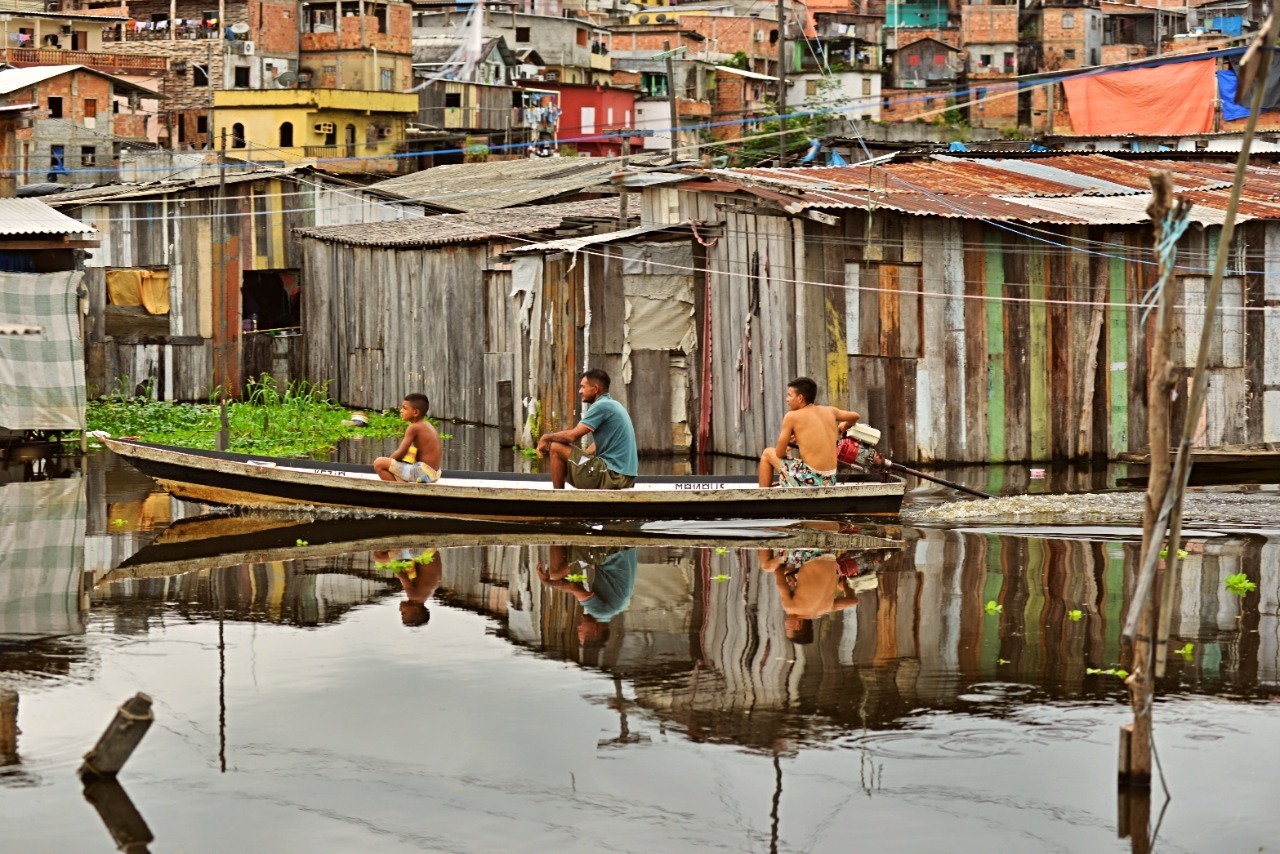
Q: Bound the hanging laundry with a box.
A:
[1063,59,1215,135]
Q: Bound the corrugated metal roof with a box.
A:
[39,167,376,207]
[695,154,1280,224]
[0,65,160,98]
[0,198,97,236]
[509,221,686,254]
[294,197,632,247]
[369,156,657,212]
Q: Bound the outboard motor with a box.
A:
[837,423,889,473]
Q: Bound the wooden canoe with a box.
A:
[103,439,906,521]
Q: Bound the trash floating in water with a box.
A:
[907,492,1146,525]
[906,490,1280,527]
[1030,468,1045,479]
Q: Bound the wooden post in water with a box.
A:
[1122,172,1185,786]
[80,693,154,778]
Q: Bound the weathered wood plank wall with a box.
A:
[64,175,422,402]
[671,186,1280,463]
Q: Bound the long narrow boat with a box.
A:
[104,439,905,521]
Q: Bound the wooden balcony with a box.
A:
[3,47,167,74]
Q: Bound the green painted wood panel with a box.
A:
[1107,252,1129,454]
[985,233,1006,462]
[1028,249,1049,460]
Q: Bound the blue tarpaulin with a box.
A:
[1218,69,1253,121]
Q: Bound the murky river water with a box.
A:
[1,439,1277,852]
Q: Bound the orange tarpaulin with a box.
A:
[1063,59,1216,136]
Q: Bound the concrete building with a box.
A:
[412,11,613,85]
[212,88,418,174]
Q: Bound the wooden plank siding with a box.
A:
[57,174,423,403]
[297,230,699,452]
[672,184,1280,463]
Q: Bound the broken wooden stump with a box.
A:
[79,693,153,778]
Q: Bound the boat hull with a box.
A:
[105,440,905,521]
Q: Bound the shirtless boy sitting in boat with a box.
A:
[757,377,861,488]
[374,392,442,484]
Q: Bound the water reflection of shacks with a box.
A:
[436,532,1275,747]
[92,556,395,628]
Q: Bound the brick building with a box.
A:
[961,0,1019,129]
[0,65,160,186]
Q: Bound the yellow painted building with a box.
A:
[213,89,418,175]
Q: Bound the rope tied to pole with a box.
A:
[1139,203,1192,324]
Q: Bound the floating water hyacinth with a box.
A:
[1225,573,1257,597]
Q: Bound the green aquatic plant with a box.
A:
[713,573,731,583]
[1086,666,1129,679]
[1159,546,1190,560]
[1068,609,1083,622]
[1225,573,1257,597]
[1176,642,1195,661]
[295,539,309,547]
[715,547,728,555]
[111,518,127,528]
[80,378,414,456]
[998,658,1010,665]
[564,573,587,583]
[985,600,1002,615]
[375,559,414,572]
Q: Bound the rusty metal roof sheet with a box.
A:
[0,198,97,236]
[694,154,1280,224]
[293,197,632,247]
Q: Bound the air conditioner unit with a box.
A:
[753,30,764,42]
[241,41,255,56]
[314,121,335,134]
[60,24,73,34]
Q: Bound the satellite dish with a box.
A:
[230,22,250,34]
[276,71,299,87]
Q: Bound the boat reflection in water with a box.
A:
[89,519,1277,749]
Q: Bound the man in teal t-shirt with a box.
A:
[535,369,638,489]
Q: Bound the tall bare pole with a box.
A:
[1120,14,1276,787]
[664,40,679,159]
[776,0,788,164]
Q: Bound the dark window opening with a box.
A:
[196,115,208,134]
[193,64,210,86]
[48,96,63,118]
[515,26,530,42]
[444,92,462,107]
[242,269,300,332]
[234,66,250,87]
[232,122,246,148]
[80,146,96,168]
[280,121,294,147]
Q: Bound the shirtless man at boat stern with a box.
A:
[374,393,443,483]
[758,377,861,488]
[536,369,638,490]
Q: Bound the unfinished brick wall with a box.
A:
[879,88,954,123]
[712,74,745,141]
[895,28,962,49]
[8,72,124,183]
[961,5,1019,44]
